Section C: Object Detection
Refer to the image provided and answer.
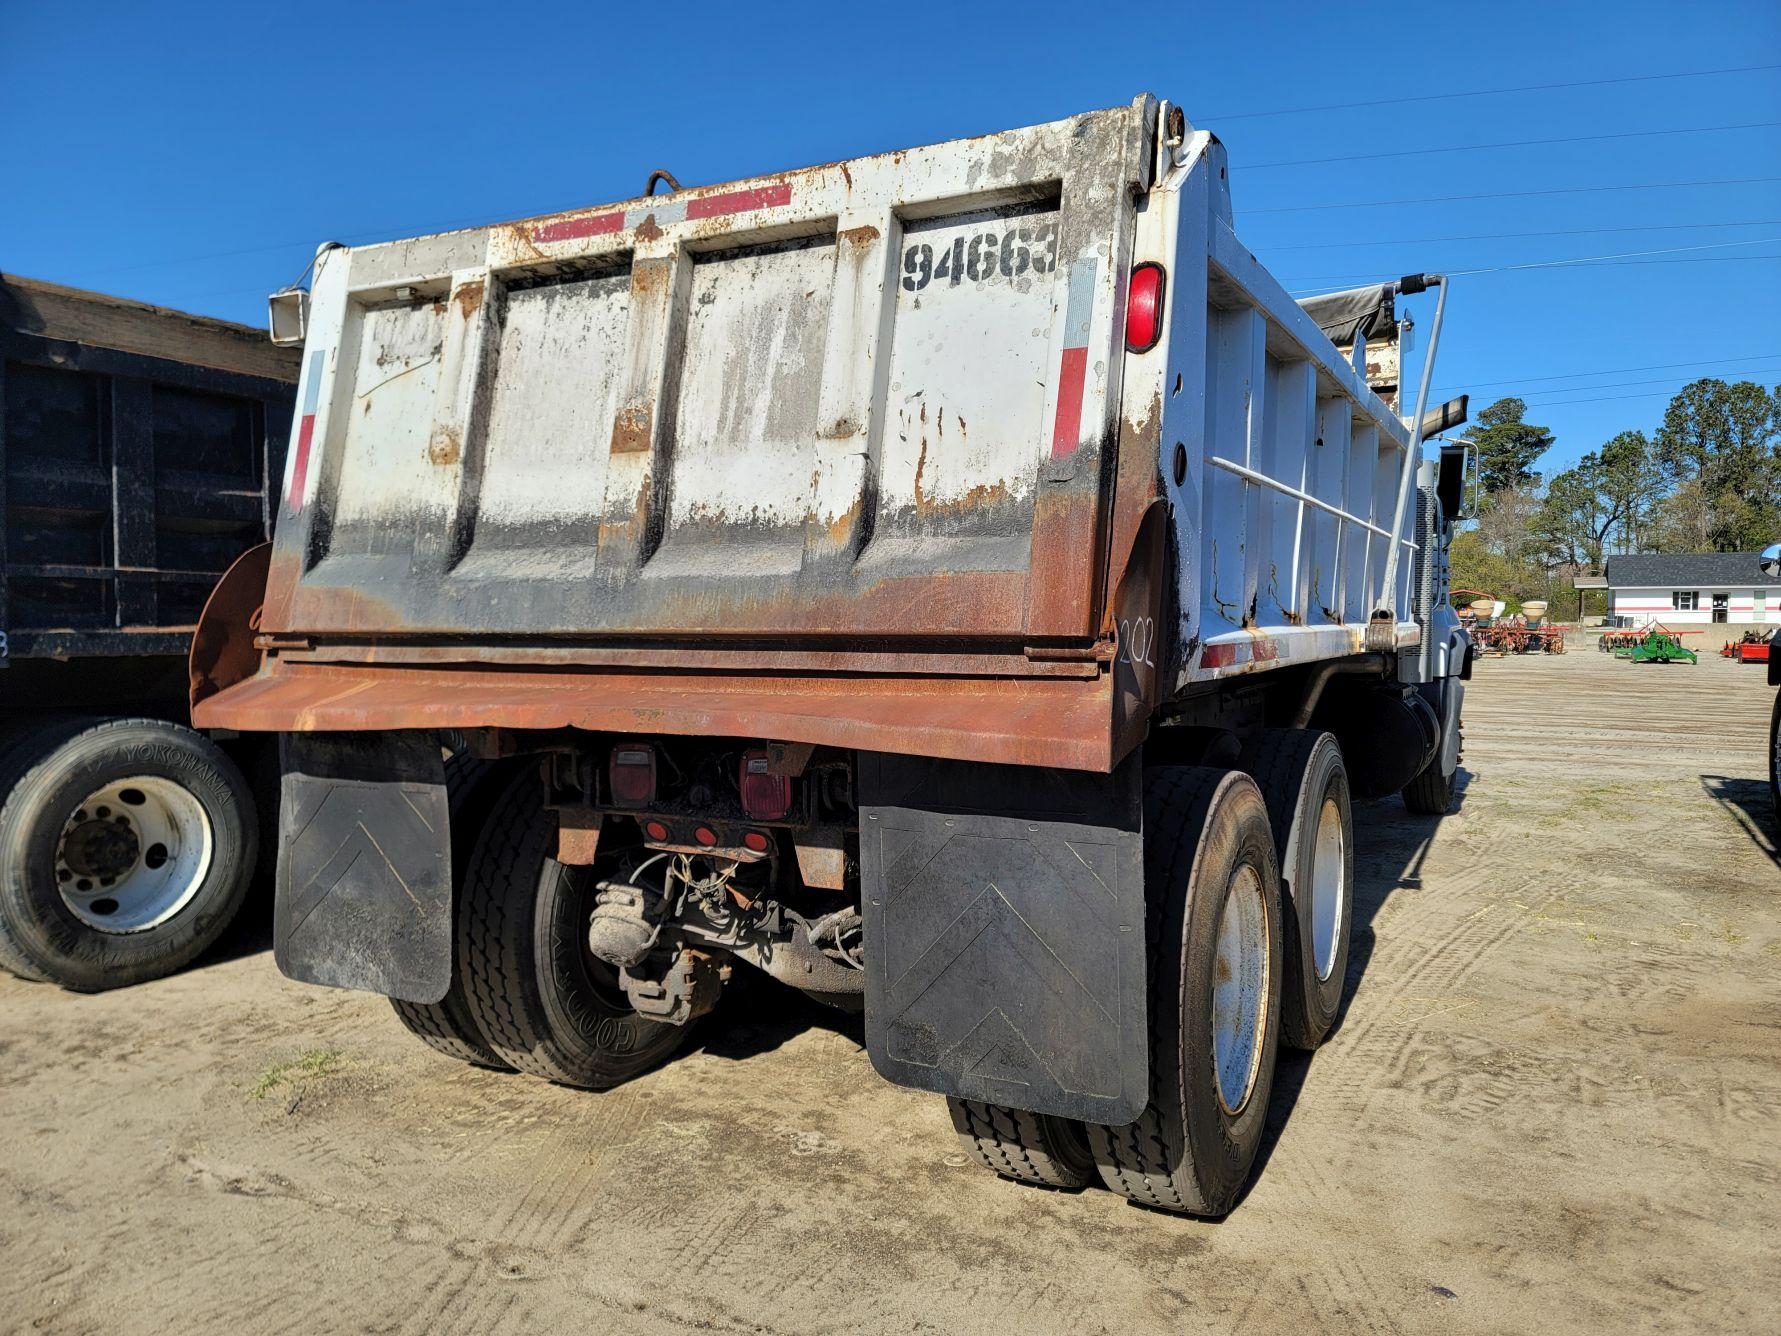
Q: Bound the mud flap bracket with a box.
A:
[275,732,450,1004]
[859,753,1147,1125]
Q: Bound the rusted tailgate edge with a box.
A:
[192,661,1126,773]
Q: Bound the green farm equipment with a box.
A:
[1615,629,1698,665]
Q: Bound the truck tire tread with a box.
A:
[0,716,255,991]
[1088,766,1283,1216]
[457,767,685,1088]
[946,1097,1096,1190]
[0,721,90,982]
[1402,760,1455,815]
[386,752,510,1070]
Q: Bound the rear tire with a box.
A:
[389,752,514,1070]
[1089,767,1283,1216]
[946,1098,1096,1190]
[459,767,687,1088]
[1238,730,1353,1050]
[0,717,255,991]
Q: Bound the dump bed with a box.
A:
[260,105,1148,649]
[199,96,1433,770]
[1,276,298,660]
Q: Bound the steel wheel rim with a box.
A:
[1310,796,1347,982]
[1211,862,1270,1116]
[54,776,213,933]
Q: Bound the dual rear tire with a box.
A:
[389,759,686,1089]
[951,738,1355,1216]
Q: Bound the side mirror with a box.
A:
[268,288,309,347]
[1437,443,1469,520]
[1761,541,1779,581]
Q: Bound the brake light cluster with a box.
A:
[606,743,792,853]
[739,749,792,821]
[609,744,656,807]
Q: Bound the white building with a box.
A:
[1604,551,1781,627]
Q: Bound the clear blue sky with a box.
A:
[3,1,1776,476]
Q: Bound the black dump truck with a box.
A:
[0,275,296,989]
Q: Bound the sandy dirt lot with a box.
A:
[2,644,1777,1335]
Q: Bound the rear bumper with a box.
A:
[193,659,1130,773]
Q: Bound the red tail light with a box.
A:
[742,830,770,854]
[1126,262,1166,353]
[739,749,792,821]
[693,825,718,848]
[609,744,656,807]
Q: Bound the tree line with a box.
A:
[1448,377,1781,618]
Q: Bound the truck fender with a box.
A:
[189,541,271,712]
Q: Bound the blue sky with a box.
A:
[3,1,1776,476]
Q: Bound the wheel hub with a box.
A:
[1211,862,1270,1116]
[1310,796,1347,983]
[53,776,213,933]
[60,816,142,880]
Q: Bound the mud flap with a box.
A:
[859,753,1147,1125]
[275,732,450,1004]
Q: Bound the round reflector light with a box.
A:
[1126,262,1166,353]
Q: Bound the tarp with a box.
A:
[1297,284,1397,348]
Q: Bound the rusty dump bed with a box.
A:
[196,95,1426,770]
[1,275,298,660]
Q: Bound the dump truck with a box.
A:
[0,275,297,989]
[193,96,1473,1215]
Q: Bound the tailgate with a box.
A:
[267,103,1151,646]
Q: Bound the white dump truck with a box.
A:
[193,95,1473,1215]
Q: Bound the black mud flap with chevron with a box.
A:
[859,753,1147,1125]
[275,732,450,1004]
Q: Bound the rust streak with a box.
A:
[610,404,653,454]
[427,427,462,467]
[452,279,485,318]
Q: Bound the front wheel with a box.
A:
[1403,703,1461,817]
[1089,767,1283,1216]
[0,718,256,991]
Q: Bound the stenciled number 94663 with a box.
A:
[901,220,1057,293]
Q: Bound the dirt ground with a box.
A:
[2,643,1777,1335]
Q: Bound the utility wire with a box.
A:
[1518,372,1781,400]
[1208,63,1781,122]
[1243,176,1781,215]
[1433,352,1781,395]
[1528,389,1698,408]
[1264,218,1781,252]
[1286,237,1781,293]
[1244,121,1781,171]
